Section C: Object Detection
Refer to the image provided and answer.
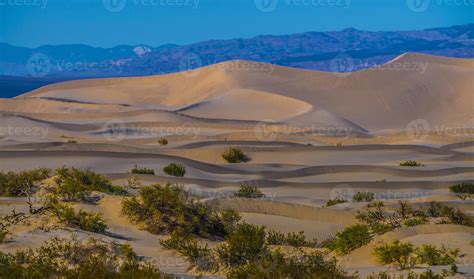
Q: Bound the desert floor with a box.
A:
[0,55,472,277]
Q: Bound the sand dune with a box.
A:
[13,53,473,133]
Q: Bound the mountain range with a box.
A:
[0,24,472,97]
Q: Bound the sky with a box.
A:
[1,0,472,48]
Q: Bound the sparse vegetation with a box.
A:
[122,184,240,238]
[373,240,416,270]
[235,185,265,198]
[130,165,155,175]
[404,216,428,227]
[0,236,168,278]
[449,183,474,194]
[47,197,108,233]
[0,168,51,197]
[353,191,375,202]
[158,138,169,146]
[161,222,345,278]
[163,163,186,177]
[374,240,461,271]
[266,229,318,248]
[325,198,347,207]
[400,160,425,167]
[322,224,371,255]
[55,167,127,201]
[222,147,250,163]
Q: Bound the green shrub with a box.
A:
[266,229,317,248]
[55,167,127,201]
[163,163,186,177]
[353,191,375,202]
[400,160,425,167]
[449,183,474,194]
[217,223,267,268]
[235,185,265,198]
[404,216,428,227]
[0,228,7,244]
[121,184,239,238]
[0,237,168,278]
[130,165,155,175]
[374,241,461,271]
[325,198,347,207]
[227,249,346,279]
[160,229,218,272]
[373,240,416,270]
[0,168,51,197]
[158,138,169,146]
[47,197,108,233]
[323,224,371,255]
[222,147,250,163]
[414,244,460,266]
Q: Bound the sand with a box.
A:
[0,54,473,277]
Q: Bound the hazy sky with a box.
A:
[1,0,472,48]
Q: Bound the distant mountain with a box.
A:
[0,24,472,83]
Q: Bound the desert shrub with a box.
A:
[323,224,371,255]
[404,216,428,227]
[353,191,375,202]
[47,197,108,233]
[235,185,265,198]
[400,160,425,167]
[424,202,474,226]
[160,229,218,271]
[0,236,168,278]
[266,229,317,248]
[130,165,155,175]
[374,241,461,271]
[325,198,347,207]
[356,201,400,234]
[158,138,169,146]
[449,183,474,194]
[222,147,250,163]
[162,163,186,177]
[217,223,267,268]
[266,229,286,246]
[121,184,240,238]
[373,240,416,270]
[414,244,460,266]
[55,167,127,200]
[227,249,346,279]
[0,229,7,244]
[0,168,51,197]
